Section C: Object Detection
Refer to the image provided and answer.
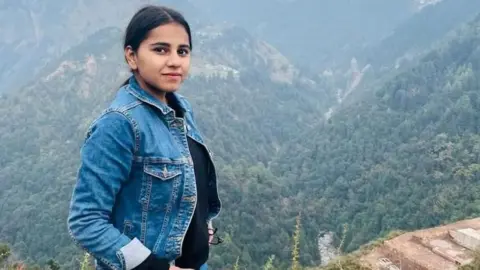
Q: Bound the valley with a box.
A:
[1,0,480,269]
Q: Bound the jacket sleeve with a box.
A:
[67,111,151,270]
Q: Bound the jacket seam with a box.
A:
[91,102,141,155]
[116,251,126,270]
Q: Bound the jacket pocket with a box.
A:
[140,163,183,211]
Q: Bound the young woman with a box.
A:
[67,5,221,270]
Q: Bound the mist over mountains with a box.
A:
[1,0,480,269]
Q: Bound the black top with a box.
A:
[169,93,211,269]
[175,137,211,269]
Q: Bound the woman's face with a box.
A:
[125,22,191,94]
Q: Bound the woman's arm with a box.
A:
[67,111,156,270]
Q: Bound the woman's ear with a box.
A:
[124,46,138,71]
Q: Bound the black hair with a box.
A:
[121,5,192,86]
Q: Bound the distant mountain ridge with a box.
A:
[359,0,480,72]
[415,0,444,10]
[0,0,437,93]
[0,20,332,268]
[2,1,480,269]
[0,0,200,93]
[272,12,480,259]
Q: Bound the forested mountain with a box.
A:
[326,0,480,118]
[2,0,480,270]
[356,0,480,72]
[272,13,480,258]
[0,27,131,268]
[0,22,330,269]
[192,0,416,70]
[0,0,446,93]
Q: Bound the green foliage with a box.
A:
[46,259,60,270]
[2,3,480,270]
[272,13,480,256]
[291,214,301,270]
[319,256,370,270]
[460,251,480,270]
[0,243,11,265]
[0,20,330,269]
[263,255,275,270]
[233,257,240,270]
[79,253,94,270]
[209,163,318,269]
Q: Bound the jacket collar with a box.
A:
[125,75,187,116]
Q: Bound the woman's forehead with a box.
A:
[145,23,190,46]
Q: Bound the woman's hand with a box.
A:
[208,221,214,246]
[208,228,214,245]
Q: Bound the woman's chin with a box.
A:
[159,83,182,92]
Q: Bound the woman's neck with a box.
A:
[134,74,167,104]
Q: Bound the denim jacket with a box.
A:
[67,76,222,270]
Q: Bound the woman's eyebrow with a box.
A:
[150,42,190,50]
[150,42,170,47]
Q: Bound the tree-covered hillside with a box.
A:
[2,2,480,270]
[0,24,331,269]
[272,13,480,256]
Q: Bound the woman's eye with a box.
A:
[154,47,167,54]
[178,49,190,56]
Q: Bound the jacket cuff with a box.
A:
[120,238,151,270]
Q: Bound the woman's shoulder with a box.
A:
[86,109,134,137]
[87,86,143,129]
